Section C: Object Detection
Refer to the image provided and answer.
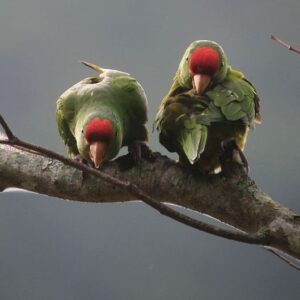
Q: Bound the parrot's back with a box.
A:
[56,71,148,157]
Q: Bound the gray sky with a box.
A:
[1,0,300,299]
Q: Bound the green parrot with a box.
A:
[155,40,261,173]
[56,61,148,168]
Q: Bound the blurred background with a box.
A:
[1,0,300,299]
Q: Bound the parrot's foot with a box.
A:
[128,141,156,165]
[70,154,93,168]
[220,138,248,176]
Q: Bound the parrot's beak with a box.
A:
[89,141,107,168]
[193,74,211,95]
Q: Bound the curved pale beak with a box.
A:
[89,141,107,168]
[193,74,212,95]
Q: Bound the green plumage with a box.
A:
[56,66,148,162]
[155,40,261,173]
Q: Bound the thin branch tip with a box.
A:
[264,246,300,272]
[271,34,300,54]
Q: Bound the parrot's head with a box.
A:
[84,118,114,168]
[177,40,228,95]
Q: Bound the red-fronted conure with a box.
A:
[56,62,148,168]
[155,40,261,173]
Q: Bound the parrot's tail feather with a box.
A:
[80,61,104,74]
[179,122,207,165]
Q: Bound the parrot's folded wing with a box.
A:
[206,75,259,128]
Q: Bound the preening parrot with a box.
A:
[155,40,261,173]
[56,61,148,168]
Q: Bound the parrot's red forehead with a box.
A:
[189,47,221,76]
[85,118,113,144]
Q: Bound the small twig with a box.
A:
[0,114,15,140]
[264,246,300,272]
[0,113,265,245]
[271,34,300,54]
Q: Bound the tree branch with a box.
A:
[271,34,300,54]
[0,115,264,245]
[1,131,300,261]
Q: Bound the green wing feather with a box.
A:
[154,75,185,131]
[56,97,79,156]
[206,72,258,128]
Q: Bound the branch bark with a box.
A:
[1,143,300,259]
[0,112,262,245]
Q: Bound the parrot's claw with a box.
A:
[70,154,93,168]
[128,141,156,165]
[70,154,85,164]
[220,138,249,175]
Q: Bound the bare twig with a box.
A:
[264,246,300,272]
[0,114,15,140]
[0,113,265,245]
[271,34,300,54]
